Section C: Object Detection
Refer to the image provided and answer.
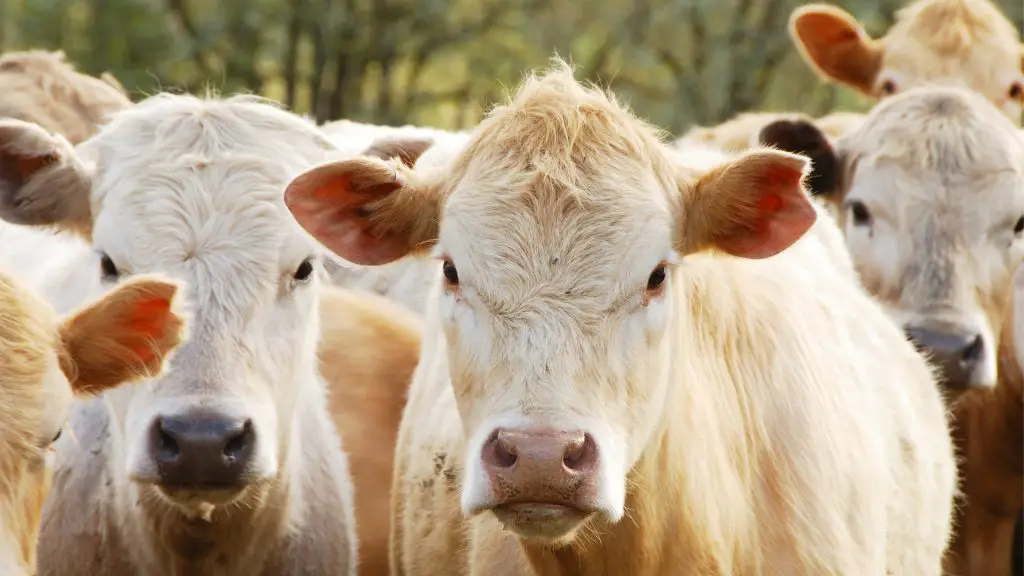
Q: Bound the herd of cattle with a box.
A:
[0,0,1021,574]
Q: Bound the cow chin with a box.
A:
[489,502,596,543]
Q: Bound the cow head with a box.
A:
[0,94,338,519]
[760,85,1024,397]
[285,62,816,544]
[790,0,1023,124]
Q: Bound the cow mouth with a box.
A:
[140,481,258,513]
[490,502,594,541]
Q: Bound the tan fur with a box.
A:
[791,0,1023,122]
[819,85,1024,576]
[691,0,1023,157]
[317,285,422,576]
[286,61,957,575]
[0,50,131,144]
[678,110,864,152]
[0,273,185,575]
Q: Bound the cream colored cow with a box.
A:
[759,85,1024,576]
[286,61,956,575]
[0,50,131,144]
[0,272,185,575]
[681,0,1023,157]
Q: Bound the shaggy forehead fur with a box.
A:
[843,85,1023,177]
[883,0,1021,89]
[441,63,678,313]
[85,93,337,273]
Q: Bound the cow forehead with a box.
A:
[93,157,313,275]
[441,170,673,310]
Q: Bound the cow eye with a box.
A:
[880,80,898,96]
[50,428,62,444]
[99,253,119,280]
[1009,82,1023,101]
[442,259,459,286]
[646,264,667,293]
[293,258,315,282]
[1014,215,1024,236]
[848,201,872,227]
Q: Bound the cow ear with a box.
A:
[58,276,187,395]
[284,157,441,266]
[758,118,841,198]
[680,150,816,259]
[790,4,883,95]
[0,119,94,237]
[362,135,435,168]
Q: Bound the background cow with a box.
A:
[0,50,131,145]
[0,272,185,575]
[678,0,1023,154]
[760,85,1024,576]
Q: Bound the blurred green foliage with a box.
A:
[1,0,1021,133]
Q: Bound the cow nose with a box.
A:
[905,325,985,390]
[152,414,256,487]
[481,428,599,506]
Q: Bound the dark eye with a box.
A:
[442,259,459,285]
[848,201,872,226]
[99,253,119,280]
[880,80,898,96]
[1009,82,1023,101]
[1014,215,1024,235]
[293,258,315,282]
[50,428,62,444]
[646,265,667,293]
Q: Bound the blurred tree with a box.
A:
[0,0,1019,132]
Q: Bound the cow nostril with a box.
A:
[961,335,983,364]
[156,422,180,461]
[223,419,254,461]
[563,433,597,472]
[492,433,518,468]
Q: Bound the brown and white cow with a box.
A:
[0,94,361,575]
[679,0,1023,156]
[759,84,1024,575]
[285,61,957,575]
[0,50,131,145]
[0,272,185,575]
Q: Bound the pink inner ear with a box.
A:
[718,162,815,259]
[125,296,171,361]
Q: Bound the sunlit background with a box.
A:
[2,0,1021,132]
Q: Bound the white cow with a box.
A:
[0,94,357,575]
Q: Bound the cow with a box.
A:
[284,60,957,575]
[678,110,865,156]
[0,93,360,575]
[0,50,131,145]
[759,84,1024,576]
[317,285,423,576]
[0,271,185,575]
[678,0,1023,157]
